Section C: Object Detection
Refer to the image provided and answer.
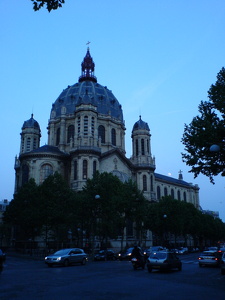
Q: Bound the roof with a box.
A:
[132,116,150,131]
[50,48,124,123]
[22,114,40,130]
[28,145,68,156]
[155,173,193,188]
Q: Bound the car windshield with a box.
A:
[150,252,167,259]
[54,249,70,256]
[201,252,216,256]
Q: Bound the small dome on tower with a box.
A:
[22,114,40,130]
[132,116,149,131]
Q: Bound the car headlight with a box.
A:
[56,257,62,261]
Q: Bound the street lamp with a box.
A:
[91,195,101,259]
[210,144,221,152]
[163,214,167,249]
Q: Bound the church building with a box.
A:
[14,48,200,211]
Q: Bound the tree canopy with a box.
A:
[182,67,225,183]
[31,0,65,12]
[3,172,225,250]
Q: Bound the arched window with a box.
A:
[147,140,149,154]
[98,125,105,143]
[33,138,37,150]
[111,128,116,146]
[143,175,147,191]
[67,125,74,143]
[40,164,53,183]
[136,139,139,156]
[93,160,97,175]
[21,138,24,153]
[178,190,181,200]
[150,175,153,192]
[83,160,88,179]
[157,186,161,200]
[183,192,187,202]
[56,128,60,146]
[164,187,168,196]
[26,137,31,152]
[171,189,175,199]
[84,116,88,136]
[74,160,77,180]
[91,117,94,136]
[77,116,81,135]
[141,139,145,155]
[22,164,29,185]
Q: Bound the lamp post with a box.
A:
[163,214,167,249]
[91,195,100,260]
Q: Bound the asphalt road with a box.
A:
[0,253,224,300]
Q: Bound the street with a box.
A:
[0,253,224,300]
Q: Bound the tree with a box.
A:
[182,67,225,183]
[31,0,65,12]
[3,179,42,243]
[81,171,125,248]
[39,172,75,247]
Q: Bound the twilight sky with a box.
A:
[1,0,225,221]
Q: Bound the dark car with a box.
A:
[0,249,6,268]
[147,251,182,272]
[117,247,133,260]
[220,252,225,275]
[198,251,220,267]
[94,249,116,261]
[45,248,88,267]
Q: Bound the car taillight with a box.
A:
[198,257,202,260]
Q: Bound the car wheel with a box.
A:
[199,263,203,267]
[81,258,86,265]
[221,268,225,275]
[112,256,116,261]
[147,266,152,273]
[47,264,53,268]
[178,264,182,271]
[64,259,69,267]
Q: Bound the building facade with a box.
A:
[14,48,200,247]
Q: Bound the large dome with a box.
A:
[50,48,124,122]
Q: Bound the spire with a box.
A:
[79,47,97,83]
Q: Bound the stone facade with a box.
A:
[14,48,200,247]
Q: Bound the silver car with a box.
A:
[45,248,88,267]
[147,251,182,272]
[198,251,220,267]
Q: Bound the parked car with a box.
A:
[220,252,225,275]
[94,249,116,261]
[117,247,133,260]
[198,251,220,267]
[45,248,88,267]
[0,249,6,267]
[147,251,182,272]
[177,247,188,255]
